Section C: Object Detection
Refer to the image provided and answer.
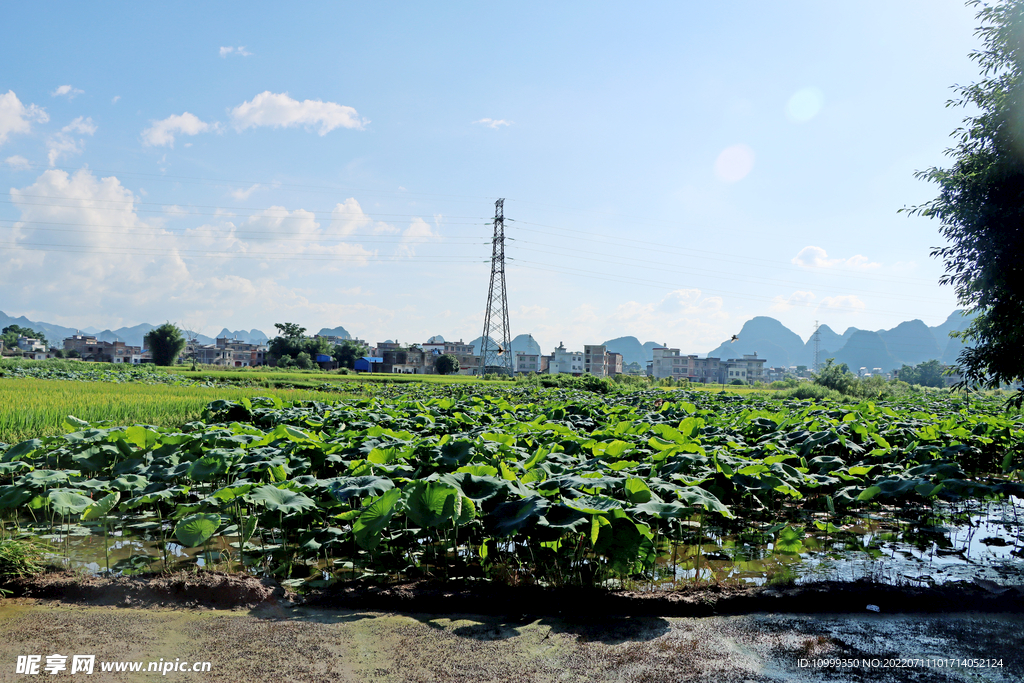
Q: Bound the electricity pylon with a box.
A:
[480,198,513,376]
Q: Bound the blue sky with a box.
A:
[0,1,981,352]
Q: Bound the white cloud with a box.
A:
[4,155,31,170]
[817,295,866,311]
[0,90,48,146]
[46,117,96,166]
[473,118,512,129]
[230,91,367,135]
[111,95,121,104]
[51,85,84,99]
[1,169,393,330]
[330,198,398,235]
[791,246,880,269]
[230,184,262,201]
[219,46,252,57]
[770,290,816,312]
[398,217,441,256]
[141,112,214,147]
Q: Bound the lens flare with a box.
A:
[786,87,824,123]
[713,144,755,183]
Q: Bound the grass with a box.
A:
[0,539,47,579]
[165,366,515,386]
[0,377,348,444]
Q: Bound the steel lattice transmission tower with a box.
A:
[480,198,513,376]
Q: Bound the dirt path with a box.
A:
[0,601,1021,682]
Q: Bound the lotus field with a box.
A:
[0,383,1022,587]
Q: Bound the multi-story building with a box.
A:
[63,335,145,363]
[421,338,481,375]
[514,353,542,374]
[548,343,583,375]
[607,352,623,376]
[723,353,766,384]
[584,344,609,376]
[16,336,46,352]
[649,347,691,380]
[690,356,723,384]
[214,337,266,367]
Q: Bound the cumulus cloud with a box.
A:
[473,118,512,129]
[397,217,441,256]
[47,116,96,166]
[4,155,31,170]
[51,85,84,99]
[142,112,214,147]
[791,246,880,269]
[0,91,48,146]
[230,184,262,201]
[219,46,252,57]
[330,198,398,236]
[770,290,816,312]
[817,295,866,311]
[1,168,394,330]
[230,91,367,135]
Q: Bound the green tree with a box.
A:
[434,353,459,375]
[814,358,857,395]
[897,359,947,388]
[333,340,368,368]
[1,325,47,348]
[274,322,306,338]
[905,0,1024,404]
[145,323,186,366]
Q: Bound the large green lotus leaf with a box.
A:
[676,486,733,518]
[483,495,549,537]
[538,504,589,531]
[112,474,150,492]
[353,488,402,550]
[406,481,459,528]
[21,470,72,488]
[624,477,653,504]
[248,485,317,514]
[174,513,222,547]
[187,454,231,482]
[48,489,93,516]
[82,492,120,521]
[562,495,622,515]
[633,501,692,519]
[326,476,394,503]
[0,485,32,510]
[439,473,508,504]
[2,439,42,462]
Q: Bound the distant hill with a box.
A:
[0,310,271,348]
[602,337,662,366]
[316,326,351,340]
[832,330,899,371]
[216,328,270,344]
[706,310,976,373]
[705,316,806,367]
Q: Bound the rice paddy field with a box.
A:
[1,359,1022,592]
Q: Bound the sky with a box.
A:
[0,1,985,353]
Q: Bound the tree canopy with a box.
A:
[2,325,47,349]
[333,340,368,369]
[896,359,947,388]
[145,323,185,366]
[268,322,329,368]
[906,0,1024,404]
[434,353,460,375]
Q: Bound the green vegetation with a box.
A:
[2,325,47,350]
[145,323,186,366]
[434,353,459,375]
[906,0,1024,405]
[0,539,47,579]
[0,379,1020,588]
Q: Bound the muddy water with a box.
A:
[0,601,1020,682]
[17,498,1024,590]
